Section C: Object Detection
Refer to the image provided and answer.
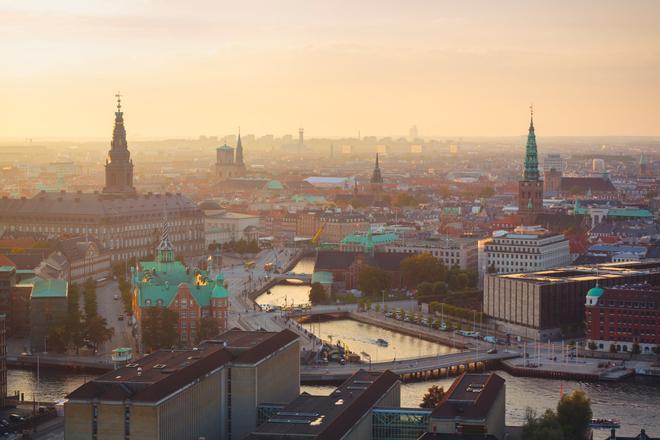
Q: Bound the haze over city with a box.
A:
[0,2,658,440]
[2,0,660,139]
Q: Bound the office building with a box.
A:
[483,260,660,339]
[543,153,564,173]
[426,373,505,440]
[248,369,400,440]
[586,283,659,354]
[479,225,570,276]
[65,329,299,440]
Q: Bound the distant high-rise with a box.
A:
[592,158,606,173]
[298,128,304,146]
[639,153,653,177]
[103,93,136,195]
[518,107,543,224]
[409,125,418,140]
[543,153,564,173]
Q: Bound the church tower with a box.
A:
[370,153,384,202]
[103,93,136,195]
[518,107,543,224]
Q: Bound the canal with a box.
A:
[14,254,657,437]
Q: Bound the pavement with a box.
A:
[95,279,135,356]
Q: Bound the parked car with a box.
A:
[8,414,24,423]
[117,315,124,321]
[487,348,498,354]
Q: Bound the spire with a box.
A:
[523,105,540,181]
[235,129,244,166]
[156,205,175,263]
[371,153,383,184]
[104,92,135,194]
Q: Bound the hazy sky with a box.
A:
[1,0,659,139]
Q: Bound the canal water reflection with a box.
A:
[254,256,314,308]
[302,318,459,362]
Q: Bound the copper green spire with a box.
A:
[523,105,540,181]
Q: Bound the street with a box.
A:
[95,280,134,356]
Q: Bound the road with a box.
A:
[31,418,64,440]
[95,280,135,356]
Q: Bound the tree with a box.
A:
[609,343,618,353]
[46,324,68,353]
[358,265,390,297]
[197,316,219,342]
[587,341,597,351]
[142,307,179,351]
[420,385,445,408]
[82,278,98,318]
[557,389,592,440]
[309,282,328,305]
[400,253,445,287]
[522,408,564,440]
[85,315,114,352]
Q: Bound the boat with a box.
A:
[590,419,620,429]
[376,338,389,347]
[266,289,272,295]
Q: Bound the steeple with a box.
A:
[156,208,175,264]
[523,105,540,182]
[371,153,383,184]
[235,129,244,166]
[103,92,136,195]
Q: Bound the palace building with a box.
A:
[0,96,205,263]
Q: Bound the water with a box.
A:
[255,256,314,308]
[302,318,459,362]
[7,369,89,403]
[302,374,660,436]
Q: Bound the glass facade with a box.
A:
[372,408,431,440]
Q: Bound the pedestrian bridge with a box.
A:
[270,272,312,283]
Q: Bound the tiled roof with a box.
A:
[560,177,616,192]
[431,373,505,420]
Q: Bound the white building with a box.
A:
[203,209,260,246]
[384,237,478,271]
[543,153,564,172]
[479,225,571,276]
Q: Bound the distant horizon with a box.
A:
[1,1,659,138]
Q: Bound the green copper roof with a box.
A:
[523,113,540,181]
[587,286,604,297]
[0,266,15,273]
[136,260,216,308]
[211,274,229,299]
[340,232,399,246]
[291,195,327,204]
[31,278,68,298]
[311,271,333,285]
[265,180,284,190]
[607,208,653,218]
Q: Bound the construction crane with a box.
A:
[310,223,326,247]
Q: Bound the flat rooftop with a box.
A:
[490,259,660,284]
[248,369,399,439]
[67,329,298,403]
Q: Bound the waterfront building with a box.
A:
[518,109,544,225]
[0,98,205,263]
[586,283,660,354]
[29,278,68,352]
[215,132,246,180]
[340,231,399,253]
[478,225,570,276]
[248,369,400,439]
[132,223,229,346]
[426,373,505,440]
[0,266,16,331]
[483,260,660,339]
[385,237,478,271]
[65,329,300,440]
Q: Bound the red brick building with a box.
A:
[585,283,660,354]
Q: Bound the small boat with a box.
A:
[590,419,620,429]
[376,338,389,347]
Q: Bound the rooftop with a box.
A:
[431,373,505,420]
[67,329,298,404]
[31,278,67,298]
[248,369,399,439]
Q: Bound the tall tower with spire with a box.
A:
[370,153,383,202]
[518,106,543,224]
[235,130,244,167]
[103,93,136,195]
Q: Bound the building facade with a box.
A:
[0,99,205,263]
[585,283,659,354]
[65,329,300,440]
[483,260,660,339]
[384,237,478,271]
[479,225,571,276]
[29,278,68,352]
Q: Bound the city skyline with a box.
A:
[1,1,660,139]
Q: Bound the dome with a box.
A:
[587,286,604,297]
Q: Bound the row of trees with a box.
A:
[223,239,260,255]
[47,279,114,353]
[140,307,221,352]
[428,301,484,322]
[400,253,478,290]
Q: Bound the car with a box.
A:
[487,348,498,354]
[117,315,124,321]
[113,294,119,300]
[8,414,23,423]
